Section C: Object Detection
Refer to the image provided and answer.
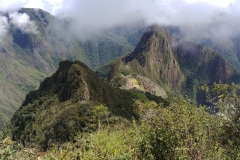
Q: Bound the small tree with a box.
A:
[200,82,240,118]
[133,98,224,159]
[200,82,240,158]
[93,104,110,131]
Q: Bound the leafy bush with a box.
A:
[133,98,225,159]
[201,82,240,158]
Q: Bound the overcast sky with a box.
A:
[0,0,236,14]
[0,0,240,42]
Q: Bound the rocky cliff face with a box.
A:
[171,39,236,84]
[123,25,184,89]
[96,25,185,95]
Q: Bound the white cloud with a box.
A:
[9,12,38,34]
[165,1,240,41]
[50,0,240,42]
[0,0,238,14]
[184,0,236,7]
[55,0,154,38]
[0,0,240,43]
[24,0,63,14]
[23,0,44,10]
[0,15,9,42]
[0,0,63,14]
[0,0,28,12]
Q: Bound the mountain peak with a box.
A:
[10,60,137,150]
[124,25,169,65]
[121,25,184,88]
[147,24,167,33]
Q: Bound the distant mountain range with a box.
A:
[0,8,146,128]
[8,24,240,150]
[2,7,240,131]
[11,25,240,150]
[96,25,240,104]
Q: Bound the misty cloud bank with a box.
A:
[0,0,40,43]
[9,12,38,34]
[169,1,240,42]
[0,11,38,43]
[0,0,240,43]
[0,16,9,42]
[54,0,240,42]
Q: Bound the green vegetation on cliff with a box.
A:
[10,60,139,150]
[5,60,167,152]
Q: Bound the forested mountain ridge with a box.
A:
[96,25,240,103]
[10,60,140,150]
[0,8,146,128]
[4,61,240,159]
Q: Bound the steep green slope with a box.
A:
[80,23,147,69]
[0,49,47,128]
[0,8,146,128]
[96,26,185,97]
[96,25,185,96]
[96,25,240,104]
[0,8,89,128]
[10,60,137,150]
[171,38,240,102]
[164,26,240,70]
[198,38,240,70]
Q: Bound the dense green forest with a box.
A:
[1,82,240,159]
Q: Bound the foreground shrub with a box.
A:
[134,98,225,159]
